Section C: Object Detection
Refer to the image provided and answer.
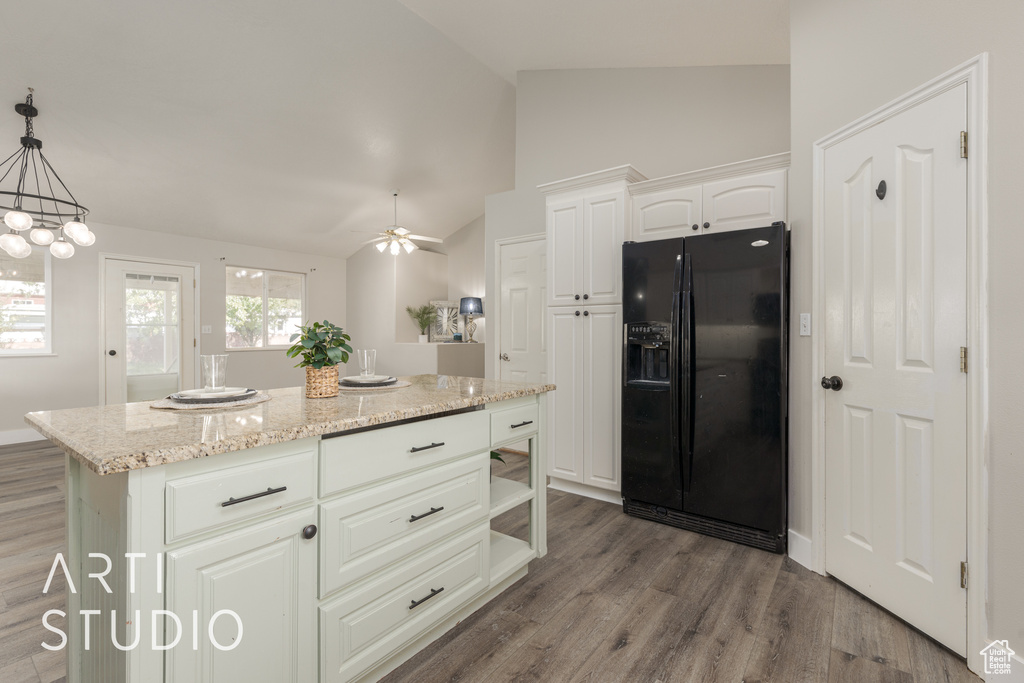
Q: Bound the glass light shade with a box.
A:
[389,240,400,255]
[63,219,88,241]
[50,239,75,259]
[11,240,32,258]
[401,239,415,254]
[4,210,33,231]
[70,227,96,246]
[0,231,28,254]
[29,228,55,245]
[375,241,387,253]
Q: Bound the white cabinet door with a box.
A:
[581,191,626,305]
[631,184,702,241]
[701,168,787,234]
[165,508,318,683]
[547,198,583,307]
[547,308,583,482]
[582,305,621,491]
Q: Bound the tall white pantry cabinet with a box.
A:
[540,154,789,502]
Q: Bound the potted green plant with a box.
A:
[406,304,435,343]
[286,320,352,398]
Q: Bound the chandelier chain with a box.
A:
[23,92,34,140]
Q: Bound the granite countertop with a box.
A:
[25,375,554,476]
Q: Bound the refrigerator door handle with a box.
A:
[682,253,695,494]
[669,255,682,465]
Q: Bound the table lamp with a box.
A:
[459,297,483,343]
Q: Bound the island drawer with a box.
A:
[320,453,489,596]
[319,411,489,496]
[165,447,317,544]
[490,401,540,445]
[320,523,489,683]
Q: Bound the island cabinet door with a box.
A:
[164,507,318,683]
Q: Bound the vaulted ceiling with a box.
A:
[0,0,788,259]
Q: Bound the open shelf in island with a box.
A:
[489,530,535,585]
[489,476,534,518]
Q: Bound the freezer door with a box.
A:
[682,225,787,534]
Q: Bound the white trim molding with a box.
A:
[537,164,647,195]
[810,53,988,675]
[628,152,791,196]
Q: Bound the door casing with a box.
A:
[493,233,546,382]
[810,54,988,674]
[97,253,202,405]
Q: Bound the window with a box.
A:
[225,266,304,349]
[0,248,51,355]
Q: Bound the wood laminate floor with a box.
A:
[0,442,978,683]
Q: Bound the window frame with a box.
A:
[224,265,306,351]
[0,246,53,357]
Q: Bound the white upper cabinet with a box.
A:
[629,154,790,241]
[631,184,703,240]
[541,165,646,308]
[702,168,787,234]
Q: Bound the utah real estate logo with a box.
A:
[980,640,1015,676]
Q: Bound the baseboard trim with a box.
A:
[0,428,44,446]
[547,477,621,505]
[787,529,815,572]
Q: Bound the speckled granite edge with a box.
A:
[25,379,555,476]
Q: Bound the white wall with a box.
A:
[483,65,791,378]
[2,220,346,438]
[445,214,487,345]
[789,0,1024,652]
[345,246,446,377]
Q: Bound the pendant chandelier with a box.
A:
[0,89,94,260]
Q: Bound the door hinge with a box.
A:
[960,131,968,159]
[960,346,968,373]
[961,561,968,589]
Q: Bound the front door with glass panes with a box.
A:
[103,258,196,404]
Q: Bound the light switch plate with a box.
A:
[201,325,212,334]
[799,313,811,337]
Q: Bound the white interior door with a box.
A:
[498,237,546,384]
[104,258,197,404]
[823,84,968,654]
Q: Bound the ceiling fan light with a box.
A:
[50,238,75,259]
[29,228,55,245]
[74,229,96,247]
[402,240,416,254]
[389,240,401,255]
[4,210,33,231]
[375,241,388,253]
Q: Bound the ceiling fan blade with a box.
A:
[361,236,386,245]
[407,234,443,244]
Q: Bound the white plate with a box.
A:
[175,387,250,399]
[341,375,392,384]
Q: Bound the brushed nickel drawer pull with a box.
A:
[409,587,444,609]
[221,486,287,507]
[409,506,444,522]
[510,420,534,429]
[410,442,445,453]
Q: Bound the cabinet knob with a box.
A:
[574,294,580,300]
[302,524,318,540]
[583,294,589,300]
[575,311,580,316]
[108,349,117,356]
[691,224,699,231]
[703,222,710,229]
[583,310,589,317]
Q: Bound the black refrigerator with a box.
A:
[621,223,788,553]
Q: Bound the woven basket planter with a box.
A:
[305,365,339,398]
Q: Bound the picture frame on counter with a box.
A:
[429,300,459,342]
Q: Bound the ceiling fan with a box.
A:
[361,190,443,255]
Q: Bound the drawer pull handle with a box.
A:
[510,420,534,429]
[409,506,444,523]
[410,442,445,453]
[409,587,444,610]
[221,486,287,507]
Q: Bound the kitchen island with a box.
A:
[25,375,552,683]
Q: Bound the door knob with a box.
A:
[302,524,318,540]
[500,353,510,362]
[821,376,843,391]
[108,350,117,356]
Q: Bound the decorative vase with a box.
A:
[418,334,428,343]
[305,365,339,398]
